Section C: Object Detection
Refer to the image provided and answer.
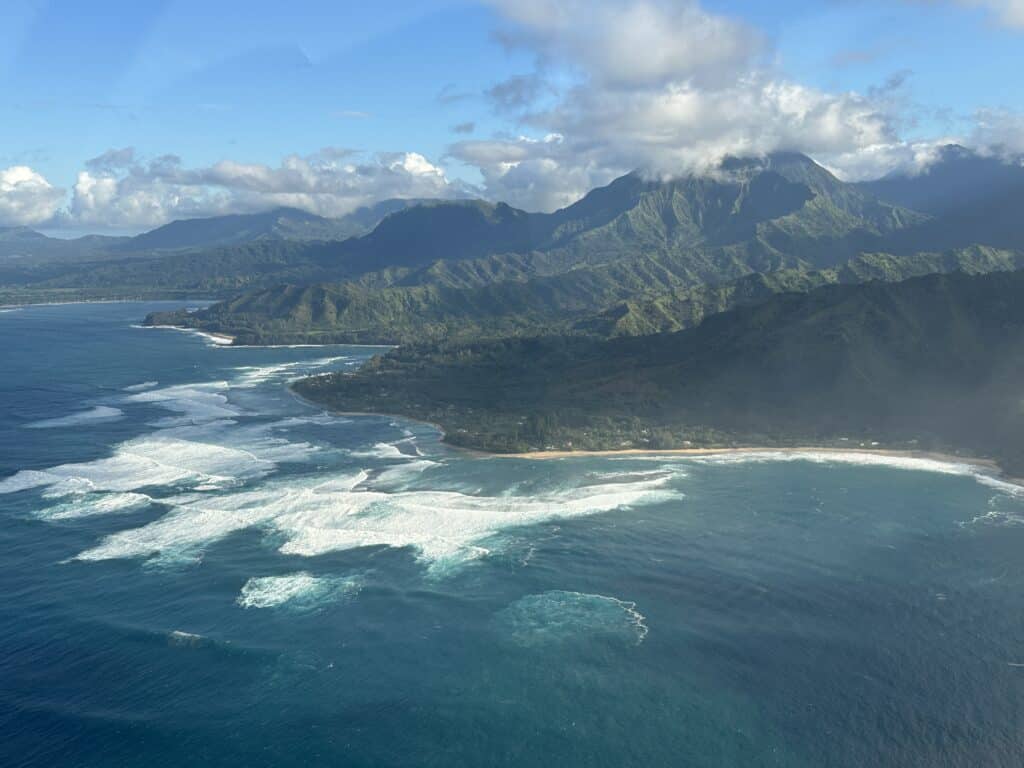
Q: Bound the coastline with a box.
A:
[0,297,219,310]
[145,323,399,350]
[491,445,1024,489]
[287,384,1023,488]
[495,445,998,467]
[288,385,453,438]
[143,324,236,345]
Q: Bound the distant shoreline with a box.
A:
[0,297,219,310]
[144,323,399,350]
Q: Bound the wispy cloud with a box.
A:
[333,109,372,119]
[436,83,474,105]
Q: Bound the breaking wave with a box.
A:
[237,572,363,610]
[369,460,439,489]
[231,356,352,388]
[36,492,152,520]
[73,471,678,574]
[125,381,240,426]
[351,442,411,460]
[139,325,234,346]
[25,405,124,429]
[623,450,1023,497]
[0,434,288,497]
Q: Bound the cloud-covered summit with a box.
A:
[1,0,1022,230]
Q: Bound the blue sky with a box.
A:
[1,0,1022,232]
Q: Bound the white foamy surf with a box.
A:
[124,381,241,426]
[25,406,124,429]
[369,460,439,489]
[351,442,410,460]
[614,449,1022,497]
[0,434,292,497]
[231,356,351,388]
[139,325,234,346]
[73,471,678,574]
[36,492,152,520]
[237,572,363,609]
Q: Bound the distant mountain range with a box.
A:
[0,199,423,269]
[8,145,1024,353]
[295,269,1024,475]
[0,200,427,300]
[857,144,1024,252]
[141,149,1024,344]
[0,226,124,264]
[117,200,423,252]
[857,144,1024,217]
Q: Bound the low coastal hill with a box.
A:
[293,269,1024,475]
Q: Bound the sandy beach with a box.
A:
[496,445,997,467]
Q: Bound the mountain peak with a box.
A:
[858,143,1024,218]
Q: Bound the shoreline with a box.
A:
[146,323,397,350]
[495,445,997,467]
[284,382,1024,489]
[142,324,236,345]
[0,297,219,310]
[287,388,1023,487]
[287,386,454,441]
[491,445,1024,488]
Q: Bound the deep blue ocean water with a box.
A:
[3,302,1024,767]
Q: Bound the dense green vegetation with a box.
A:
[12,152,925,304]
[142,152,955,341]
[146,245,1023,344]
[294,270,1024,475]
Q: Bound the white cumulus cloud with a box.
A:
[450,0,926,208]
[0,166,65,227]
[62,149,467,231]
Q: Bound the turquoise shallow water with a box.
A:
[2,302,1024,767]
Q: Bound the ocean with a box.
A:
[2,302,1024,767]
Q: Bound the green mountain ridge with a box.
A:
[141,152,943,338]
[145,246,1024,345]
[28,152,917,297]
